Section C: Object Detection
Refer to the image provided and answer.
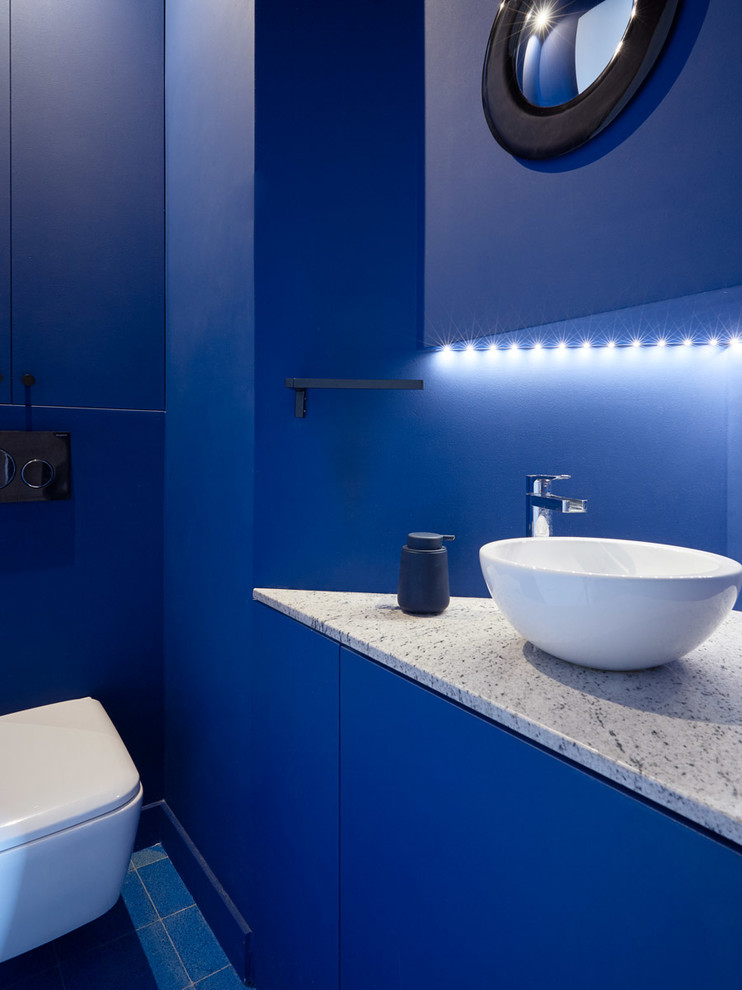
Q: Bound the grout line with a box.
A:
[158,903,197,923]
[137,854,201,987]
[131,860,162,925]
[133,858,195,921]
[34,848,236,990]
[130,853,168,870]
[130,873,193,990]
[159,915,195,988]
[138,852,236,987]
[131,854,200,989]
[194,963,232,985]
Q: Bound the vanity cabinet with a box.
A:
[340,648,742,989]
[5,0,164,409]
[248,605,340,990]
[251,602,742,990]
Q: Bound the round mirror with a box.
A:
[515,0,635,107]
[482,0,681,159]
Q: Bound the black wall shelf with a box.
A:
[285,378,424,418]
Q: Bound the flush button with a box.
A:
[21,458,55,489]
[0,449,15,489]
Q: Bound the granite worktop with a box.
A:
[253,588,742,847]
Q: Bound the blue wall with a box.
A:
[166,0,741,927]
[0,406,165,796]
[163,0,255,906]
[10,0,164,409]
[424,0,740,338]
[253,0,741,597]
[0,0,164,796]
[1,0,734,962]
[0,0,9,398]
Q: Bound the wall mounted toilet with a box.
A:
[0,697,142,963]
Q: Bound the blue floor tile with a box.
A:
[137,858,195,919]
[121,868,159,929]
[164,906,229,984]
[58,931,161,990]
[2,848,241,990]
[0,941,57,986]
[8,967,65,990]
[131,843,168,869]
[52,897,135,961]
[136,922,192,990]
[194,965,244,990]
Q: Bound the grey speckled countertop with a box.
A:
[253,588,742,847]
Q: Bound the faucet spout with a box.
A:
[528,494,588,514]
[526,475,587,537]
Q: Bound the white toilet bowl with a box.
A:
[0,697,142,963]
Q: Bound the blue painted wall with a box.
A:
[4,0,733,966]
[164,0,741,928]
[163,0,255,908]
[0,0,9,402]
[253,0,741,597]
[0,1,165,797]
[10,0,164,409]
[0,406,165,796]
[424,0,739,339]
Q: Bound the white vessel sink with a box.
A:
[479,537,742,670]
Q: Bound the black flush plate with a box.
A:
[0,432,71,503]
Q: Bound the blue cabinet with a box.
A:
[248,604,339,990]
[253,608,742,990]
[340,647,742,990]
[8,0,164,409]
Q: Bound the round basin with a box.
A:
[479,537,742,670]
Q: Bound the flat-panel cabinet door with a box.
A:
[0,0,9,404]
[249,604,340,990]
[340,647,742,990]
[11,0,164,409]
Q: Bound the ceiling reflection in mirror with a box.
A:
[515,0,635,107]
[482,0,681,159]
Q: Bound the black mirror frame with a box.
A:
[482,0,682,159]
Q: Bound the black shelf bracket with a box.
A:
[285,378,424,418]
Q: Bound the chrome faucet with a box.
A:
[526,474,587,537]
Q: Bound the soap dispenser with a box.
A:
[397,532,455,615]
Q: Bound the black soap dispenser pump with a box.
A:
[397,532,455,615]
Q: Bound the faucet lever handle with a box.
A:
[526,473,570,494]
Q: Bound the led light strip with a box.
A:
[438,335,742,354]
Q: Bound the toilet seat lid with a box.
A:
[0,697,141,853]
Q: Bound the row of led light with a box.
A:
[440,335,742,353]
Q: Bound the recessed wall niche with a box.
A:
[423,0,741,346]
